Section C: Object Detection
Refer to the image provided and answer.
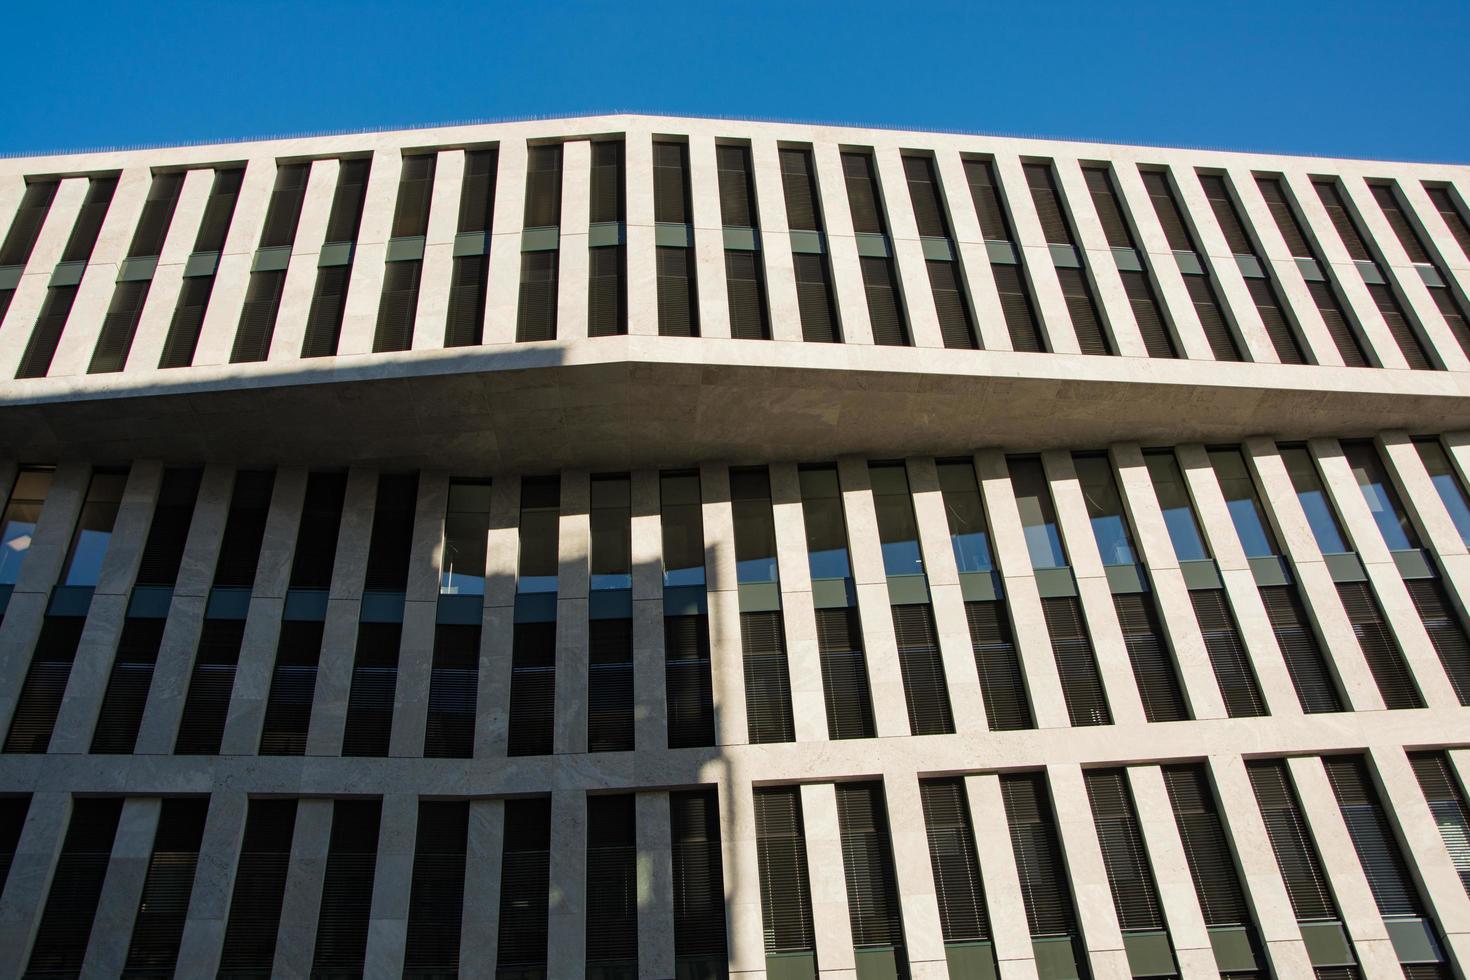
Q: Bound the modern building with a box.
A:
[0,113,1469,980]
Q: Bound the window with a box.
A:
[587,617,634,752]
[870,463,923,577]
[517,476,559,594]
[311,799,381,977]
[1247,760,1341,922]
[892,603,954,735]
[301,157,371,358]
[122,797,207,978]
[90,617,166,754]
[1142,170,1242,361]
[937,460,992,573]
[363,472,418,592]
[920,778,991,945]
[586,795,638,974]
[817,607,876,739]
[781,148,841,343]
[732,468,778,584]
[258,619,324,755]
[1083,166,1177,359]
[0,180,58,268]
[1324,756,1428,919]
[655,142,699,337]
[404,801,469,978]
[61,468,129,587]
[1113,592,1189,723]
[964,158,1044,352]
[24,797,123,977]
[1415,439,1470,548]
[588,140,627,338]
[441,479,492,596]
[1280,446,1349,554]
[290,471,347,589]
[341,621,402,757]
[89,171,186,372]
[174,619,245,755]
[161,168,244,368]
[755,786,815,955]
[4,615,86,753]
[836,782,906,958]
[799,466,851,580]
[136,466,203,586]
[1402,578,1470,705]
[230,163,308,364]
[903,155,977,350]
[666,614,715,748]
[742,610,795,744]
[717,144,770,340]
[1371,182,1470,358]
[219,799,297,975]
[0,467,54,585]
[1208,449,1278,558]
[424,623,479,758]
[1025,162,1110,355]
[1258,585,1341,714]
[0,796,31,895]
[498,797,552,976]
[1085,769,1165,933]
[591,474,631,591]
[1409,753,1470,896]
[661,471,705,587]
[1044,595,1112,727]
[1000,773,1079,939]
[1336,581,1422,709]
[844,151,909,347]
[1162,765,1256,931]
[445,147,498,348]
[1425,185,1470,259]
[212,469,275,588]
[671,788,728,975]
[1342,441,1418,551]
[1008,457,1067,570]
[518,145,562,342]
[966,600,1031,731]
[1190,589,1268,718]
[1073,454,1136,567]
[507,621,555,756]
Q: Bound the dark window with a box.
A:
[724,249,770,340]
[1163,765,1253,928]
[507,621,556,756]
[1000,772,1078,938]
[590,140,624,224]
[299,264,350,359]
[992,263,1046,353]
[425,623,479,758]
[817,606,876,739]
[1113,592,1189,723]
[586,795,638,973]
[588,617,634,752]
[391,153,436,239]
[1247,760,1340,921]
[0,180,58,267]
[1343,441,1420,551]
[1324,756,1426,918]
[800,464,851,581]
[671,788,728,974]
[404,800,470,977]
[258,619,324,755]
[4,615,86,753]
[17,283,79,378]
[1189,589,1268,717]
[892,603,954,735]
[219,798,297,975]
[341,621,401,757]
[963,159,1015,243]
[717,144,757,228]
[1336,581,1423,709]
[588,144,630,337]
[1082,167,1137,250]
[311,799,381,977]
[25,797,123,977]
[373,256,423,353]
[1141,171,1194,253]
[442,479,492,596]
[666,615,715,748]
[0,796,31,894]
[61,468,128,588]
[259,163,309,249]
[966,600,1031,730]
[364,472,418,592]
[61,174,119,263]
[732,467,777,584]
[920,778,990,943]
[1056,266,1111,355]
[870,462,922,577]
[860,252,909,347]
[793,251,840,343]
[459,148,499,234]
[518,476,560,593]
[657,244,699,337]
[1073,453,1136,567]
[1009,456,1066,570]
[1258,584,1342,713]
[323,157,371,243]
[1023,164,1074,246]
[523,144,563,228]
[516,250,558,342]
[927,258,977,350]
[654,141,691,225]
[129,170,185,259]
[661,470,705,588]
[742,610,795,744]
[1280,445,1350,555]
[842,151,886,235]
[229,267,286,364]
[192,167,244,253]
[90,617,166,754]
[174,618,245,755]
[212,469,275,588]
[122,797,207,978]
[754,786,815,953]
[836,782,906,955]
[1143,170,1244,362]
[1210,448,1278,558]
[1042,596,1111,726]
[780,148,822,232]
[1425,185,1470,260]
[445,148,498,348]
[1084,769,1165,931]
[498,797,552,975]
[290,471,347,589]
[88,278,151,373]
[1409,752,1470,896]
[136,466,203,586]
[1404,578,1470,705]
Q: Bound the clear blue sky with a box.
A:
[5,0,1468,163]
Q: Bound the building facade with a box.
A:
[0,113,1468,979]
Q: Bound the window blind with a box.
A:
[135,466,203,586]
[498,797,552,972]
[404,801,469,977]
[792,251,840,343]
[174,618,245,755]
[122,797,207,977]
[258,163,309,249]
[372,257,423,353]
[817,606,877,739]
[1084,769,1165,931]
[1057,268,1110,354]
[891,603,955,735]
[516,249,558,342]
[4,615,86,753]
[903,155,951,239]
[927,258,977,350]
[842,152,886,235]
[218,799,297,975]
[1425,186,1470,260]
[192,168,245,253]
[0,180,58,266]
[588,242,627,337]
[88,277,150,373]
[1189,589,1269,717]
[25,797,123,976]
[1082,167,1136,249]
[1163,765,1252,927]
[1409,752,1470,896]
[311,799,381,977]
[1257,584,1342,713]
[1041,596,1111,726]
[754,786,816,953]
[717,144,757,228]
[860,253,909,346]
[17,284,79,378]
[445,251,489,347]
[654,141,691,225]
[666,614,715,748]
[586,794,639,969]
[324,158,371,244]
[523,144,563,228]
[424,622,479,758]
[301,263,351,357]
[920,778,990,942]
[590,141,625,225]
[1024,164,1074,246]
[1120,268,1177,358]
[965,600,1032,730]
[657,245,699,337]
[341,621,402,757]
[836,782,906,949]
[671,788,729,967]
[1324,756,1425,918]
[258,619,324,756]
[507,621,556,756]
[780,149,822,232]
[289,470,347,589]
[128,170,185,259]
[962,159,1013,242]
[588,617,634,752]
[458,148,499,234]
[229,268,286,364]
[1000,772,1077,937]
[992,262,1046,352]
[391,154,436,239]
[742,609,795,744]
[724,249,770,340]
[212,469,275,588]
[1113,592,1189,723]
[1246,760,1339,921]
[90,617,166,754]
[1335,581,1423,709]
[1404,578,1470,705]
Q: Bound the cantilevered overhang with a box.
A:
[0,338,1466,471]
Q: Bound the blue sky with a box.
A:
[4,1,1467,162]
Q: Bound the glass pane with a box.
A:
[1144,452,1208,561]
[731,470,777,584]
[440,480,491,596]
[1007,457,1067,570]
[590,475,631,591]
[1279,447,1348,554]
[1073,455,1136,566]
[0,468,54,585]
[1344,442,1418,551]
[517,478,560,593]
[1417,439,1470,548]
[799,468,850,580]
[937,461,993,573]
[660,473,705,587]
[62,470,129,587]
[869,464,923,577]
[1208,449,1277,558]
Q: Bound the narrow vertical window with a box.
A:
[445,147,497,348]
[717,144,770,339]
[90,170,185,373]
[24,798,123,977]
[161,167,245,368]
[0,180,59,326]
[837,782,907,971]
[373,153,436,353]
[290,471,347,590]
[964,159,1044,351]
[135,466,203,587]
[1024,162,1111,355]
[311,799,381,978]
[404,800,470,977]
[174,619,245,755]
[781,148,841,342]
[211,469,275,589]
[671,788,728,977]
[219,799,297,975]
[18,175,118,379]
[586,794,639,976]
[1415,439,1470,549]
[424,623,479,758]
[60,468,128,587]
[341,621,401,757]
[660,471,705,588]
[122,797,207,977]
[843,151,909,346]
[90,617,166,754]
[258,619,325,755]
[498,797,552,977]
[1083,165,1177,358]
[732,468,795,743]
[1084,770,1168,939]
[517,144,562,342]
[1370,182,1470,358]
[1142,169,1243,361]
[4,615,86,753]
[1247,761,1346,924]
[300,157,371,357]
[507,621,555,757]
[0,796,31,894]
[231,163,308,364]
[1410,753,1470,896]
[588,617,633,752]
[754,787,816,965]
[665,613,715,748]
[904,154,976,349]
[0,467,54,586]
[441,479,492,596]
[1001,773,1086,975]
[587,140,627,337]
[1424,185,1470,260]
[363,472,418,593]
[920,778,993,965]
[655,141,699,337]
